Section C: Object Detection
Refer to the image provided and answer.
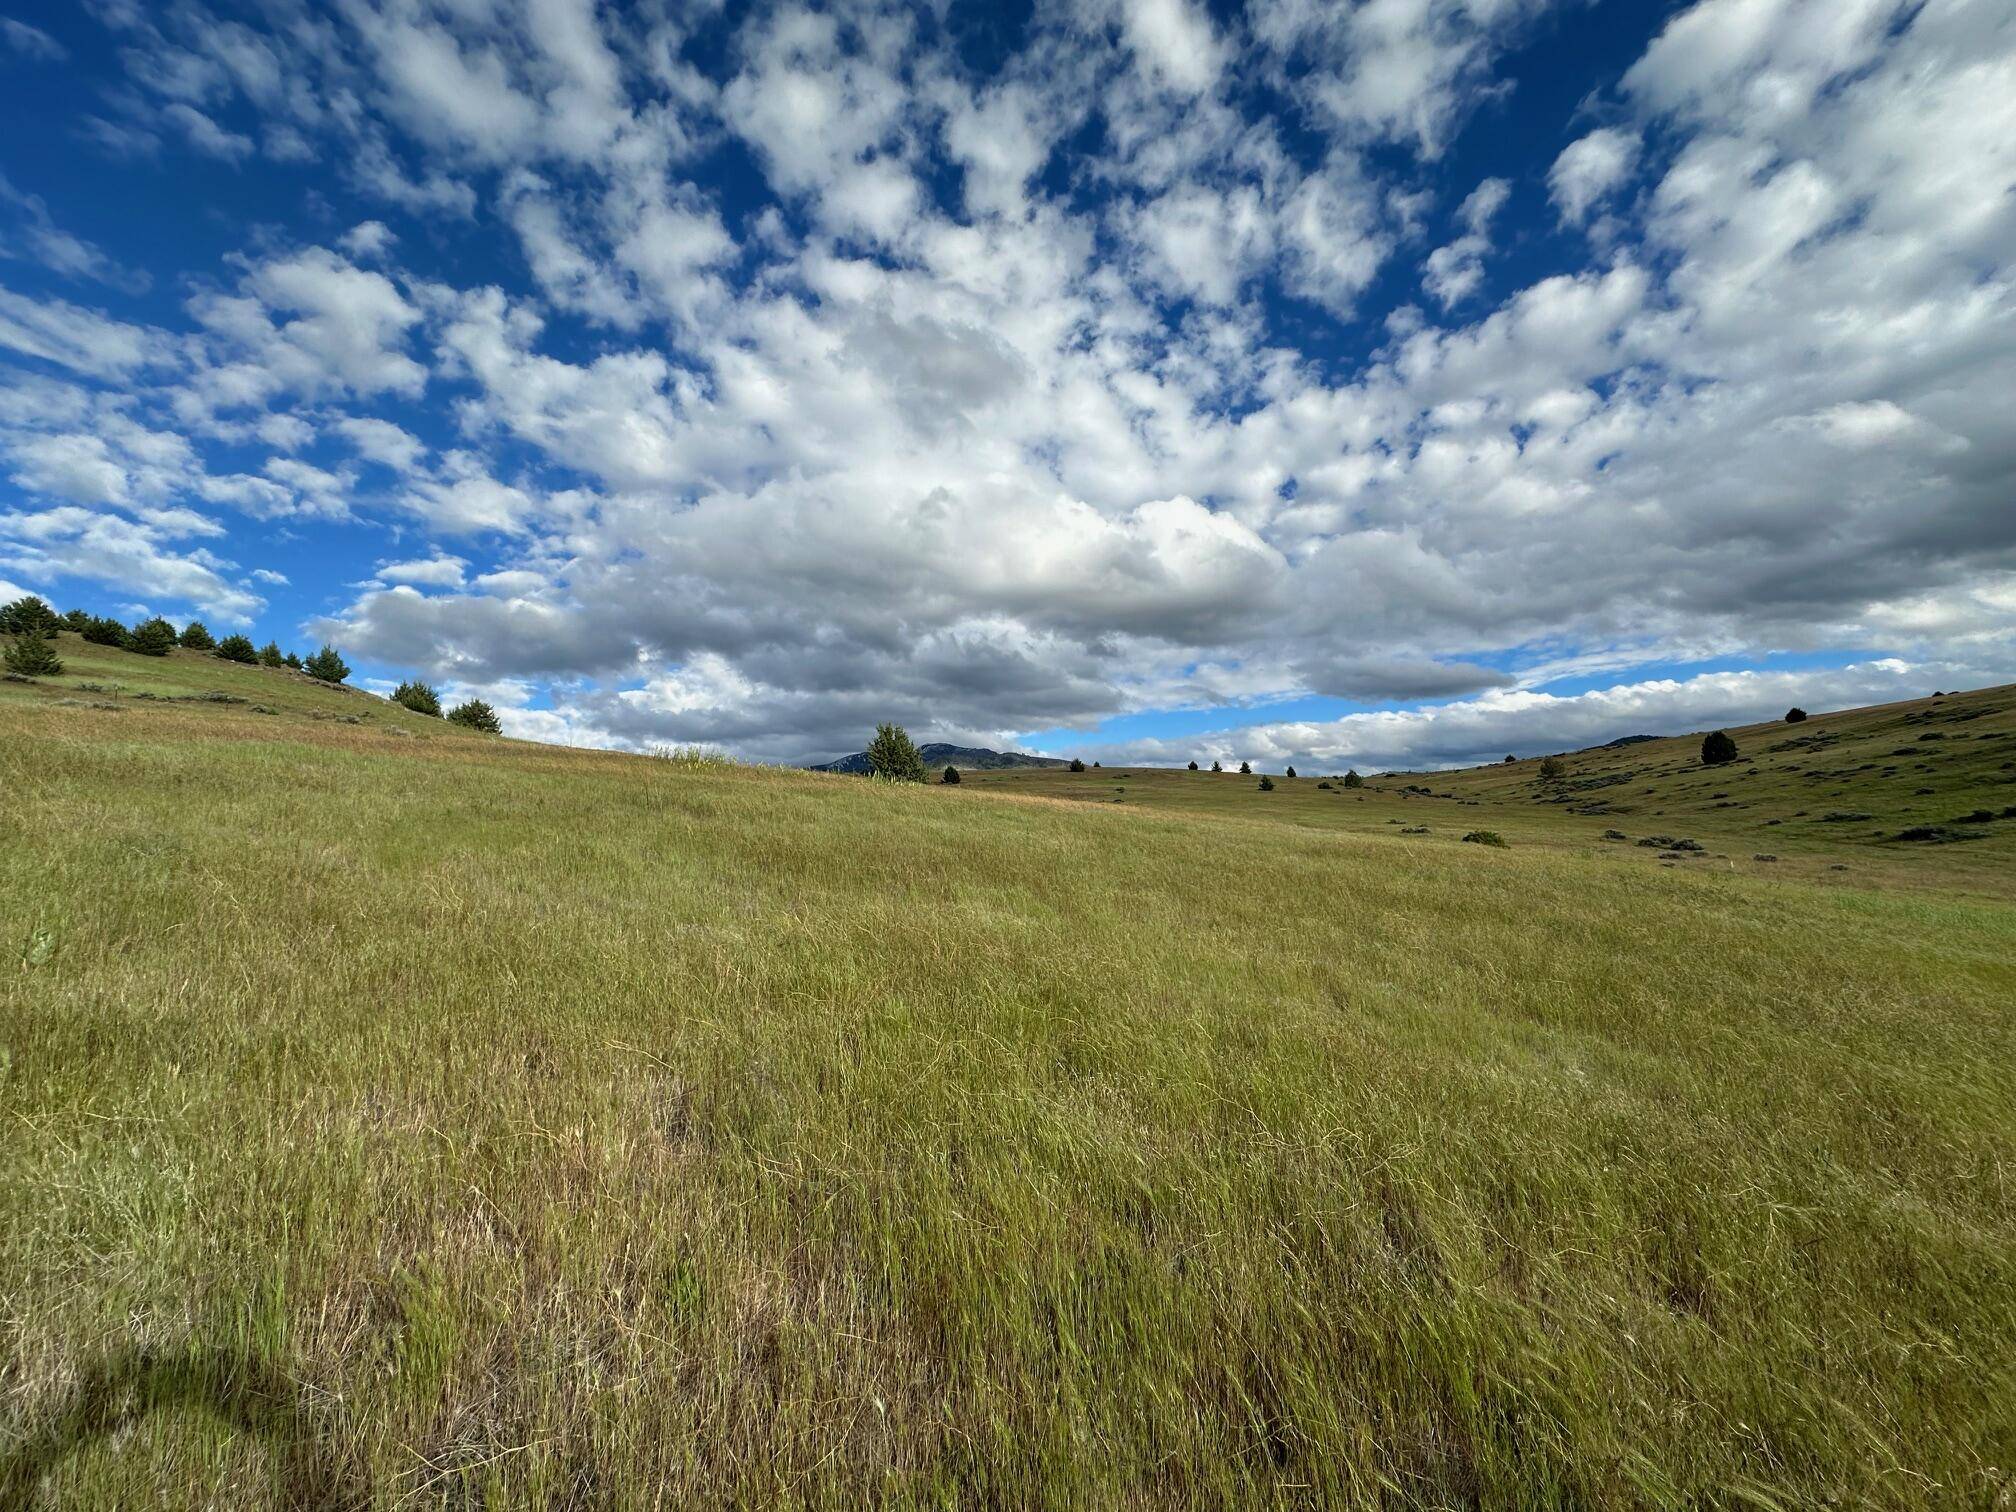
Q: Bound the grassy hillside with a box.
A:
[962,682,2016,897]
[3,648,2013,1508]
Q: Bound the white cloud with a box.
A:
[1549,127,1640,224]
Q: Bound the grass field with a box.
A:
[4,636,2014,1508]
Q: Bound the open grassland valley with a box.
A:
[3,637,2015,1510]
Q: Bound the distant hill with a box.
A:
[810,742,1069,774]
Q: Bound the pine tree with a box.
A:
[864,723,925,780]
[941,764,961,784]
[1211,760,1222,773]
[283,651,303,669]
[4,633,62,677]
[179,621,216,650]
[81,616,130,647]
[303,644,350,684]
[393,680,442,717]
[1701,730,1739,766]
[1068,757,1087,773]
[62,609,91,632]
[259,642,285,667]
[130,617,178,656]
[1342,770,1364,789]
[1238,761,1251,775]
[448,699,503,733]
[1257,775,1275,791]
[0,596,58,637]
[1187,760,1198,771]
[214,634,259,663]
[1784,707,1808,724]
[1285,766,1297,779]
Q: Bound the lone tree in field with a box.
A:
[1284,765,1297,779]
[1503,754,1516,763]
[1210,760,1222,773]
[865,722,926,781]
[1539,755,1566,782]
[1257,775,1275,791]
[214,633,258,663]
[1239,761,1251,775]
[1,596,59,637]
[179,621,215,650]
[1069,757,1087,772]
[941,764,960,784]
[259,641,285,667]
[303,644,351,684]
[393,680,442,716]
[1343,769,1363,789]
[1187,760,1198,770]
[1701,730,1740,766]
[1785,707,1808,723]
[448,699,503,734]
[4,633,62,677]
[131,617,178,656]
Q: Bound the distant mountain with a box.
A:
[809,742,1070,774]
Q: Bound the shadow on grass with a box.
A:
[0,1348,365,1509]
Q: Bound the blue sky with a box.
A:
[1,0,2012,768]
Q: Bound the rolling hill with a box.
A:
[808,741,1068,773]
[2,635,2012,1507]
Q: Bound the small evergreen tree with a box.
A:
[1069,757,1087,773]
[1239,761,1251,775]
[1503,754,1515,763]
[283,651,303,669]
[1701,730,1739,766]
[941,764,961,784]
[131,617,178,656]
[179,621,216,650]
[1539,755,1566,781]
[303,644,350,683]
[448,699,503,734]
[1187,760,1198,771]
[4,633,62,677]
[865,722,925,781]
[1343,769,1364,788]
[1092,760,1101,769]
[81,615,129,647]
[1285,765,1297,779]
[1211,760,1222,773]
[1785,707,1808,723]
[1,596,59,637]
[62,608,92,631]
[259,641,285,667]
[1257,775,1275,791]
[393,680,442,717]
[214,633,258,663]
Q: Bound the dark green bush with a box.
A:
[1187,760,1198,771]
[1257,775,1275,791]
[303,645,351,684]
[214,634,258,663]
[941,765,961,784]
[1284,766,1297,778]
[1539,756,1566,781]
[1701,730,1739,766]
[1784,707,1808,723]
[1,596,59,637]
[1342,769,1364,789]
[1462,830,1509,848]
[283,651,303,669]
[61,608,92,632]
[130,617,178,656]
[4,633,62,677]
[393,680,443,717]
[1238,761,1251,775]
[179,621,216,650]
[1210,760,1222,773]
[1069,758,1087,773]
[447,699,503,734]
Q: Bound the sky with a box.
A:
[0,0,2012,771]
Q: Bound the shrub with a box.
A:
[1503,754,1515,763]
[1284,766,1297,779]
[1239,761,1251,775]
[130,617,178,656]
[448,699,503,734]
[1210,760,1222,773]
[1462,830,1509,848]
[303,644,351,683]
[941,765,961,784]
[4,633,62,677]
[1701,730,1739,766]
[179,621,216,650]
[1342,769,1364,789]
[259,641,285,667]
[1092,760,1101,769]
[214,633,259,663]
[1187,760,1198,771]
[1069,758,1087,773]
[1784,707,1808,723]
[865,722,925,781]
[1257,775,1275,791]
[393,680,443,717]
[1,596,59,637]
[81,615,130,648]
[1539,756,1566,781]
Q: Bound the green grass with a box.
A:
[962,684,2016,898]
[3,646,2014,1507]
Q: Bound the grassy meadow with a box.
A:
[3,637,2015,1508]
